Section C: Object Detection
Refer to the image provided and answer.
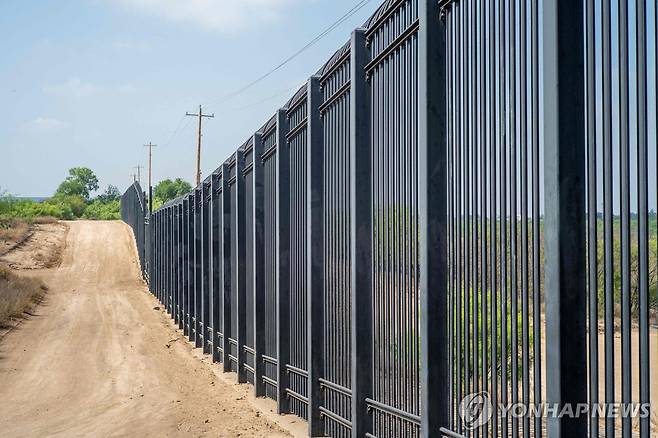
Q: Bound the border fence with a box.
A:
[122,0,657,437]
[120,181,147,279]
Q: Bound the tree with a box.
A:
[97,185,121,203]
[55,167,99,201]
[153,178,192,203]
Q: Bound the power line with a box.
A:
[149,0,373,175]
[203,0,373,106]
[222,81,307,114]
[161,115,188,148]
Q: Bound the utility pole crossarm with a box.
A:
[186,105,214,186]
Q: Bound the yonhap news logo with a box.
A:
[458,392,651,430]
[458,391,493,430]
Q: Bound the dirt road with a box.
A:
[0,221,290,438]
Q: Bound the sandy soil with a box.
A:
[0,221,291,438]
[0,223,68,270]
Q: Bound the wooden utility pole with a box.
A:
[131,173,137,183]
[144,142,157,213]
[186,105,214,186]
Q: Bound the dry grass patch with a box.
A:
[0,218,30,248]
[32,216,59,225]
[0,264,48,327]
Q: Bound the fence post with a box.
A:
[252,132,266,397]
[275,108,291,415]
[350,27,372,438]
[235,150,248,383]
[418,0,449,435]
[306,74,324,437]
[222,163,232,371]
[542,0,587,436]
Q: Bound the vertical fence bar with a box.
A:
[601,0,615,432]
[585,0,598,435]
[618,1,633,434]
[307,75,325,437]
[276,109,291,414]
[419,0,448,436]
[542,0,586,436]
[252,132,266,397]
[636,1,650,435]
[350,27,372,438]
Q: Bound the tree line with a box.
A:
[1,168,191,221]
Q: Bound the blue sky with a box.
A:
[0,0,380,196]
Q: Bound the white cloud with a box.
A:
[28,117,67,131]
[108,0,294,33]
[44,78,103,98]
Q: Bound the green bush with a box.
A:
[46,195,87,218]
[83,199,120,220]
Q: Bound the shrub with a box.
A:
[83,199,120,220]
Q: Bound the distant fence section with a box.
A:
[121,0,657,437]
[120,181,147,279]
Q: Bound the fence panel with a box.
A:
[287,86,310,421]
[120,181,147,278]
[261,115,281,402]
[228,156,240,373]
[584,0,657,436]
[243,138,257,385]
[318,41,353,438]
[443,0,545,436]
[363,0,422,436]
